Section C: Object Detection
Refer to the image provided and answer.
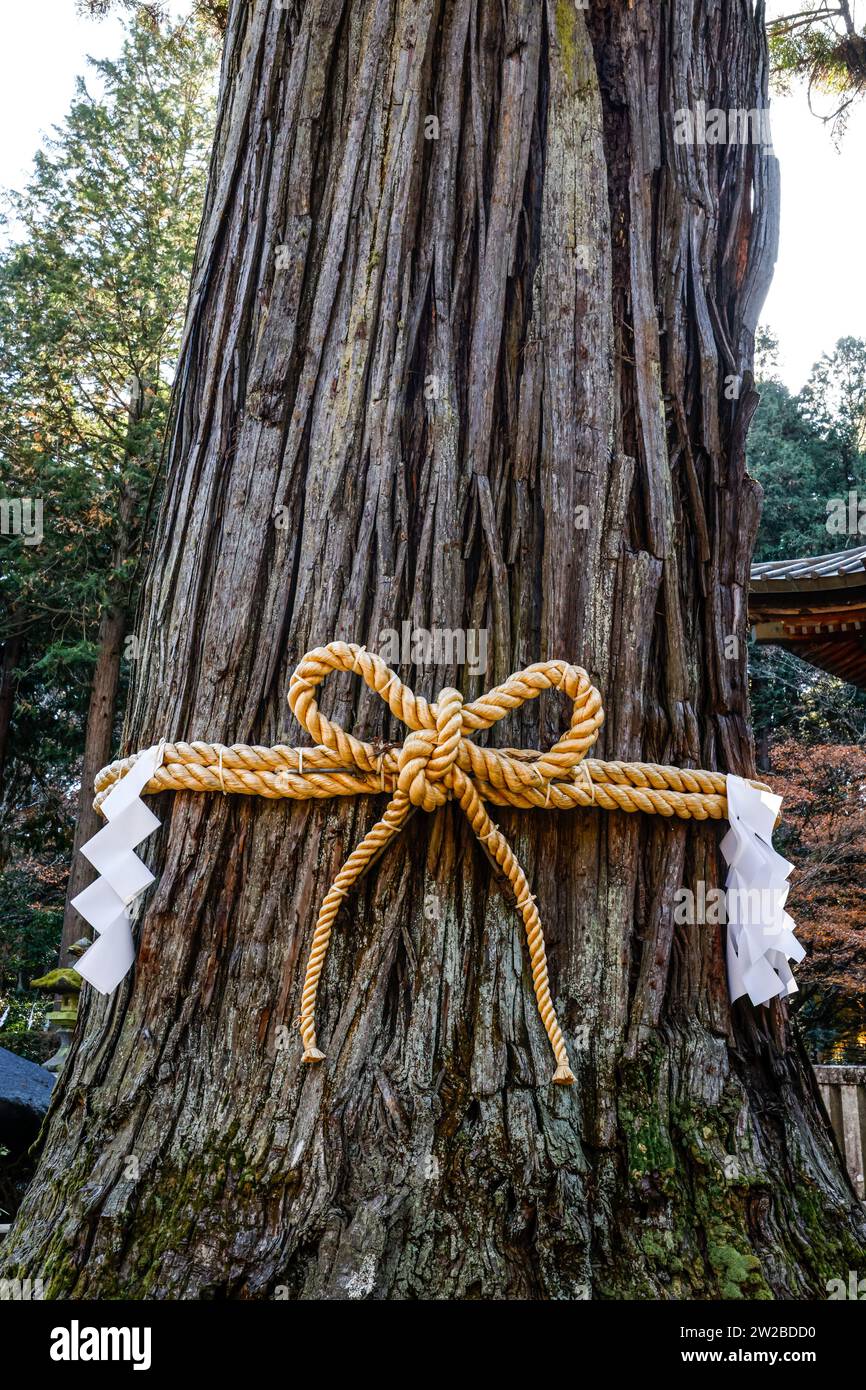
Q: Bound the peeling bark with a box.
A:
[6,0,866,1299]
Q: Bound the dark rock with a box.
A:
[0,1044,54,1156]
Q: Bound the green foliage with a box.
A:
[799,336,866,460]
[0,865,62,988]
[748,379,832,561]
[1,16,218,643]
[768,4,866,131]
[749,335,866,561]
[81,0,229,33]
[0,859,61,1053]
[0,16,217,998]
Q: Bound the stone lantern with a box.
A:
[30,942,87,1073]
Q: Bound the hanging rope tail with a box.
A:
[286,649,607,1084]
[93,642,774,1086]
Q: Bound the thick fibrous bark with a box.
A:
[6,0,865,1298]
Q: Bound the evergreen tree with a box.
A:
[747,377,831,560]
[748,335,866,560]
[0,16,217,982]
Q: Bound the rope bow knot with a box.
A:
[396,687,463,808]
[288,642,606,1085]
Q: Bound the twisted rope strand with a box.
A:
[300,790,413,1062]
[453,768,574,1084]
[94,643,771,1086]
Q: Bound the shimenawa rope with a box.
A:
[94,642,770,1085]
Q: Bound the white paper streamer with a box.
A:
[720,774,805,1007]
[71,745,163,994]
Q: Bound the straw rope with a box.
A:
[94,641,770,1086]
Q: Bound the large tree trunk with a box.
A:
[6,0,865,1299]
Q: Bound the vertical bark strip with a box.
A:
[6,0,865,1298]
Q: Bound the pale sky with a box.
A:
[0,0,863,394]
